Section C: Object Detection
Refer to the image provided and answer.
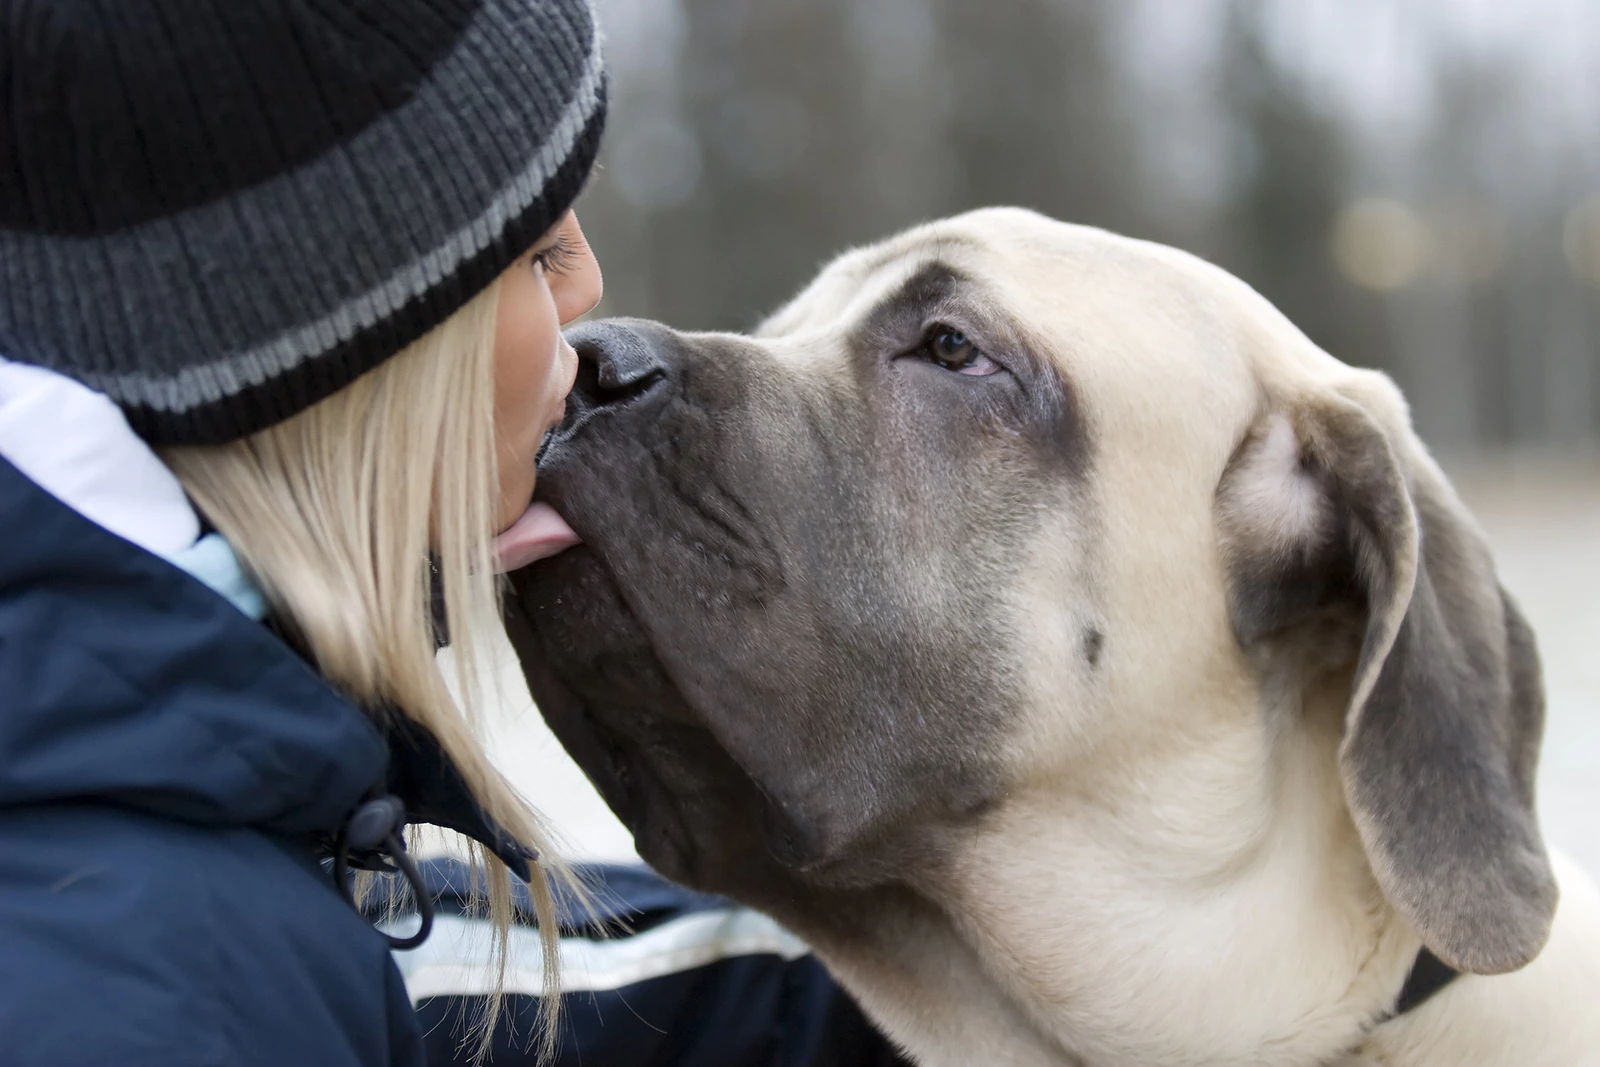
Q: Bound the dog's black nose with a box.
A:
[563,319,671,416]
[543,321,673,458]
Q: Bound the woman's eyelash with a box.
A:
[531,235,578,275]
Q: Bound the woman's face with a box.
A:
[492,210,602,532]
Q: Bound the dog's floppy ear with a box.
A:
[1217,385,1556,975]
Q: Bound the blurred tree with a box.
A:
[1210,0,1394,378]
[581,0,895,331]
[1416,54,1523,446]
[927,0,1142,235]
[583,0,1148,331]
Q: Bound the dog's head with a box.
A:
[504,207,1554,977]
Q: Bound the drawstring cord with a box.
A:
[332,794,435,951]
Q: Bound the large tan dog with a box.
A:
[504,208,1600,1066]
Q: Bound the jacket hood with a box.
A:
[0,454,389,834]
[0,360,535,874]
[0,456,539,876]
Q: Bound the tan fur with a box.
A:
[738,208,1600,1065]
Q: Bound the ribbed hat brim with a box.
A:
[0,0,607,444]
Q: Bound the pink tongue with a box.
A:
[492,502,582,573]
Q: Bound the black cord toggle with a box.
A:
[333,793,435,951]
[345,795,405,853]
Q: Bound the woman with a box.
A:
[0,0,602,1063]
[0,2,912,1064]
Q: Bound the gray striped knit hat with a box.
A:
[0,0,605,444]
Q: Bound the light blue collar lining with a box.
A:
[162,533,269,621]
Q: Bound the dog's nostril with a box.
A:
[564,351,607,415]
[566,320,671,409]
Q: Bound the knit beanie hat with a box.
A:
[0,0,605,444]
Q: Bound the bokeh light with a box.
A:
[1330,199,1432,291]
[1564,195,1600,288]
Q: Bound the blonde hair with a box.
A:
[161,278,569,1060]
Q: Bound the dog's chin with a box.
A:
[508,546,687,877]
[508,544,805,892]
[510,543,984,896]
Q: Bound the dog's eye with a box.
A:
[922,326,1001,376]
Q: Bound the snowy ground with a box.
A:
[468,454,1600,880]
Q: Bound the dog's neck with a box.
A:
[792,674,1427,1067]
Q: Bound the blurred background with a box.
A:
[493,0,1599,874]
[576,0,1600,455]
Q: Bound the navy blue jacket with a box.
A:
[0,456,906,1066]
[398,860,910,1067]
[0,455,422,1065]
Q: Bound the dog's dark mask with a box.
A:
[503,290,1083,899]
